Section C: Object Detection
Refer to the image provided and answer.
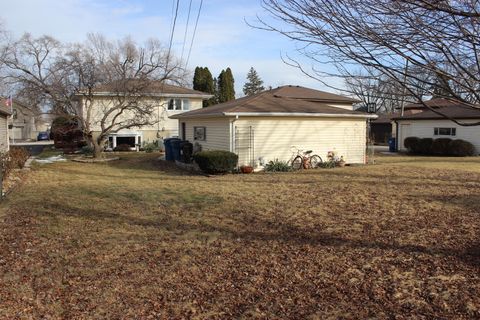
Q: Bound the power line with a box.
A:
[180,0,193,66]
[166,0,180,68]
[185,0,203,69]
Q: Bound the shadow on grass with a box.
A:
[33,198,480,268]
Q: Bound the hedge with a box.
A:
[449,139,475,156]
[404,137,420,154]
[404,136,476,156]
[193,150,238,174]
[417,138,434,155]
[431,138,452,155]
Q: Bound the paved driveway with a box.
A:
[11,140,54,156]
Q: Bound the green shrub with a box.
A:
[404,137,420,153]
[143,142,159,153]
[418,138,434,154]
[431,138,452,155]
[81,145,94,155]
[448,139,475,156]
[193,150,238,174]
[318,160,336,169]
[114,144,132,152]
[265,159,291,172]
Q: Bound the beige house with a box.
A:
[393,99,480,154]
[0,98,12,151]
[171,85,377,166]
[75,82,212,149]
[8,101,52,141]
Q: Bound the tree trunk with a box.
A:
[86,133,106,158]
[92,140,103,158]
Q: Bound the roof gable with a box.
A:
[171,86,373,119]
[273,85,359,103]
[77,80,212,98]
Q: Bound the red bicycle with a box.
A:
[289,147,323,170]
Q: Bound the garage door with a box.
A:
[11,127,23,140]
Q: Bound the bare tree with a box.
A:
[72,35,185,157]
[1,32,184,157]
[257,0,480,125]
[345,67,432,114]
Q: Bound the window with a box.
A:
[434,127,456,136]
[182,99,190,110]
[194,126,206,141]
[175,99,182,110]
[167,98,190,111]
[168,99,174,110]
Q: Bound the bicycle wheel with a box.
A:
[309,155,322,168]
[291,155,303,170]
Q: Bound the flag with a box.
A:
[5,95,12,109]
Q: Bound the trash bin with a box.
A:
[170,139,182,162]
[164,137,180,161]
[180,141,193,163]
[388,137,396,152]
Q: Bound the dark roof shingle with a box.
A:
[84,80,212,97]
[393,105,480,120]
[171,86,370,119]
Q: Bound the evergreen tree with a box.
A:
[243,67,265,96]
[217,67,235,103]
[193,66,215,107]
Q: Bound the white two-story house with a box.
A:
[74,81,212,150]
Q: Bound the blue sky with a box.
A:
[0,0,341,96]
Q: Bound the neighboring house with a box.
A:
[8,101,52,141]
[392,98,480,154]
[0,98,12,151]
[370,99,456,145]
[171,85,376,166]
[74,81,212,149]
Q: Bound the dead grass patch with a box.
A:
[0,153,479,318]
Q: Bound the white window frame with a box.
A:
[167,98,191,111]
[434,127,456,136]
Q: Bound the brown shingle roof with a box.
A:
[83,80,212,97]
[392,105,480,120]
[272,85,360,103]
[403,98,466,110]
[171,86,373,119]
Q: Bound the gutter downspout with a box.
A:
[230,114,239,153]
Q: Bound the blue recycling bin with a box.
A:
[170,139,182,162]
[164,138,180,161]
[388,137,396,152]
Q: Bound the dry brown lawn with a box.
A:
[0,153,479,319]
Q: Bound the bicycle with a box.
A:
[289,147,323,170]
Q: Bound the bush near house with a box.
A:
[265,159,292,172]
[404,137,421,154]
[449,139,476,156]
[417,138,434,154]
[431,138,452,155]
[193,150,238,174]
[0,147,30,179]
[113,144,132,152]
[404,137,476,156]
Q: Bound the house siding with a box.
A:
[81,96,203,139]
[396,119,480,154]
[234,117,366,165]
[180,118,231,151]
[0,115,9,151]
